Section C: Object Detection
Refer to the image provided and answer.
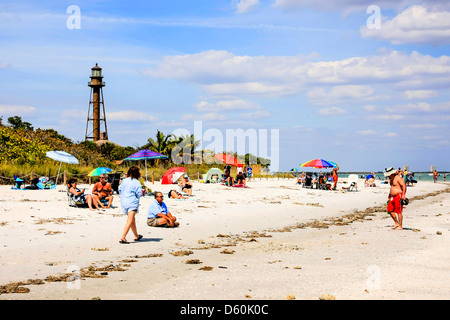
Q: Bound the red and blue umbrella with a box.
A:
[124,149,168,180]
[301,159,337,169]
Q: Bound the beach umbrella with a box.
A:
[124,149,168,180]
[88,167,112,177]
[46,151,79,185]
[161,167,186,185]
[300,159,336,169]
[214,154,243,167]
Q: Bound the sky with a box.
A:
[1,0,450,172]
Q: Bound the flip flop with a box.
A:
[119,239,129,244]
[134,234,143,241]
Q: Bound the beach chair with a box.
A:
[13,175,24,189]
[108,171,123,194]
[66,185,88,208]
[317,175,330,190]
[342,174,358,191]
[139,177,152,196]
[303,173,313,188]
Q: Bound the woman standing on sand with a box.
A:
[118,166,143,244]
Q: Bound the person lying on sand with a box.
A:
[147,192,179,228]
[168,189,186,199]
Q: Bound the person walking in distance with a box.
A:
[118,166,144,243]
[385,167,407,230]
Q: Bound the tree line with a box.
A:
[0,116,270,168]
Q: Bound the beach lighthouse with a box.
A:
[85,63,108,142]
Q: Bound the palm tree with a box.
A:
[143,130,174,166]
[144,130,172,154]
[171,134,201,164]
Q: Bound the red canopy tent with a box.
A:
[161,167,186,185]
[214,154,243,167]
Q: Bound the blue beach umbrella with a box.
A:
[46,151,79,185]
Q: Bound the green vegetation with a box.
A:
[0,116,270,184]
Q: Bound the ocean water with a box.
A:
[288,171,449,182]
[339,172,449,182]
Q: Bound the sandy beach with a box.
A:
[0,177,449,300]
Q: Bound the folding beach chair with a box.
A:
[342,174,358,192]
[303,173,313,188]
[13,175,24,189]
[66,185,88,208]
[108,171,123,194]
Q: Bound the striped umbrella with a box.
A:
[300,159,337,169]
[124,149,168,180]
[88,167,112,177]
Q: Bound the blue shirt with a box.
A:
[118,177,142,212]
[147,199,169,219]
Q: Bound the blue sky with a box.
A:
[1,0,450,172]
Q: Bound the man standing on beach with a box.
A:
[433,169,439,183]
[385,167,407,230]
[332,165,339,190]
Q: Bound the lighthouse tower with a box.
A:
[85,63,108,142]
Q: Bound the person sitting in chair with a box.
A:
[92,174,114,208]
[68,178,104,211]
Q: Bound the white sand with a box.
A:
[0,177,449,300]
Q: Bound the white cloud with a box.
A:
[272,0,413,13]
[403,90,438,100]
[361,5,450,45]
[240,110,272,119]
[363,105,376,112]
[144,50,450,99]
[0,105,37,117]
[0,62,11,68]
[318,107,347,116]
[407,124,437,129]
[107,111,158,122]
[181,113,228,121]
[384,132,398,137]
[373,114,406,121]
[196,99,261,112]
[357,129,376,135]
[234,0,260,14]
[272,1,450,13]
[307,85,378,105]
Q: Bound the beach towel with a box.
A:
[37,182,56,190]
[231,184,249,188]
